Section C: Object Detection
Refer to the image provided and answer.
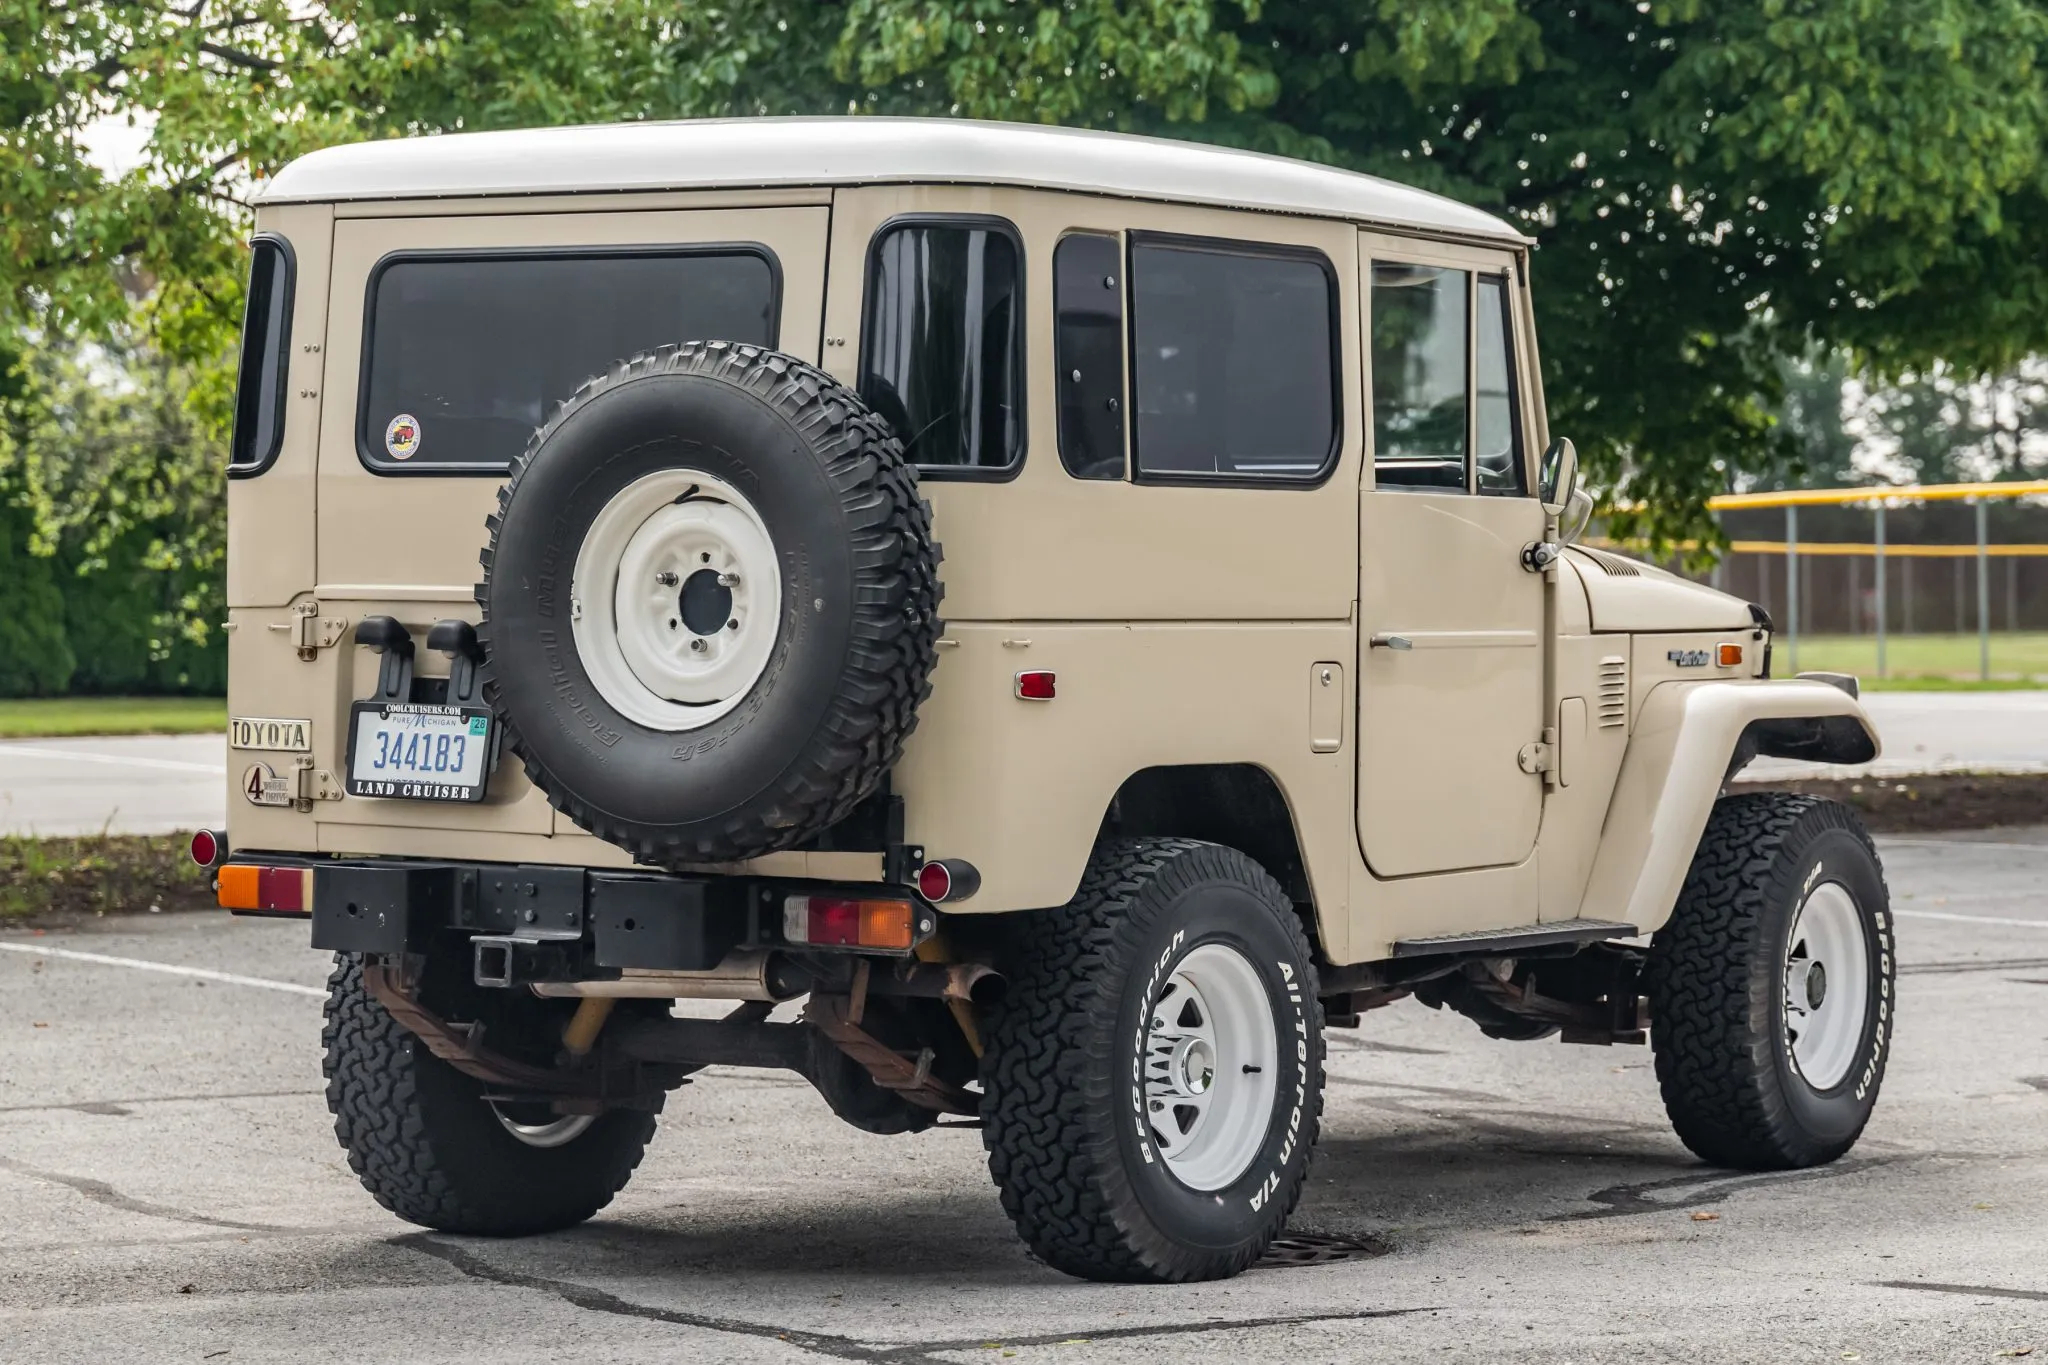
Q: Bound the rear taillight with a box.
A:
[782,895,919,951]
[189,829,225,868]
[917,859,981,904]
[218,864,312,915]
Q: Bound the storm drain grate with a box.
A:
[1257,1233,1392,1268]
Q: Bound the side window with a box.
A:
[229,236,294,475]
[1129,238,1338,482]
[1370,264,1467,490]
[360,248,779,472]
[1474,275,1524,495]
[1054,234,1125,480]
[859,219,1024,476]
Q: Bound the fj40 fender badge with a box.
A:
[1667,648,1712,668]
[242,762,293,807]
[384,413,421,460]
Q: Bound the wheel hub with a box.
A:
[1141,942,1279,1191]
[571,469,783,733]
[1782,880,1871,1091]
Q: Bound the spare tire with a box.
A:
[475,341,941,866]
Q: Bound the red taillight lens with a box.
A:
[1015,670,1056,701]
[217,864,311,915]
[917,859,981,904]
[782,895,918,950]
[917,861,952,902]
[189,829,222,868]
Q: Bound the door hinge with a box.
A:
[1517,727,1559,780]
[279,600,349,660]
[292,758,344,811]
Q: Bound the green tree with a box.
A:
[5,0,2048,551]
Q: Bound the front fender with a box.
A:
[1580,680,1880,936]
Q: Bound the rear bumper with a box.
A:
[223,852,935,977]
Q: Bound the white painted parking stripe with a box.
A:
[0,942,324,996]
[1894,909,2048,929]
[0,744,225,775]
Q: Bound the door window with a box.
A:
[358,247,779,473]
[859,219,1024,477]
[1370,264,1525,494]
[1128,238,1338,482]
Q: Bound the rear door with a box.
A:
[310,204,828,841]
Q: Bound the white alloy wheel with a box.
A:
[1143,942,1280,1191]
[1782,880,1872,1090]
[571,468,783,732]
[488,1103,597,1149]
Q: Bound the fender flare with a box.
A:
[1581,680,1880,936]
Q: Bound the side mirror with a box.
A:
[1538,435,1577,512]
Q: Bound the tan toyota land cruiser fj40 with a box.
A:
[215,117,1891,1283]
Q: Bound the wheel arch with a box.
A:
[1097,762,1327,959]
[1580,680,1881,937]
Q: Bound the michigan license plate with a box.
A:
[344,703,492,802]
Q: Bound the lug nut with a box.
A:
[717,571,740,587]
[689,638,708,653]
[655,570,679,587]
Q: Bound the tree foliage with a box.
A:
[4,0,2047,559]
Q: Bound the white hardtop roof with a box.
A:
[256,117,1525,245]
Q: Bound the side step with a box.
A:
[1390,918,1638,959]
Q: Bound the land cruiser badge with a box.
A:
[1667,648,1712,668]
[385,413,421,460]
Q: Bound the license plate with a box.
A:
[345,702,492,802]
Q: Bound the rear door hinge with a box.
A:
[278,600,349,660]
[1517,727,1559,782]
[292,758,344,810]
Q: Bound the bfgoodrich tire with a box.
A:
[1646,793,1895,1169]
[322,955,660,1235]
[980,839,1324,1283]
[476,341,942,866]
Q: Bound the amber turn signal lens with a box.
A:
[1717,643,1744,667]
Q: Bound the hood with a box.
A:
[1566,547,1756,633]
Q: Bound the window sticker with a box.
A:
[385,413,421,460]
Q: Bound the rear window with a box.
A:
[1128,238,1338,482]
[229,236,294,475]
[358,247,779,472]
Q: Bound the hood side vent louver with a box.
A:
[1597,656,1628,728]
[1585,548,1641,577]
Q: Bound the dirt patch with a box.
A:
[1733,771,2048,833]
[0,833,213,925]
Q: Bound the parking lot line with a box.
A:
[0,942,323,996]
[0,742,225,775]
[1892,908,2047,929]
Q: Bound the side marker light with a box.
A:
[1015,670,1055,701]
[1717,643,1744,667]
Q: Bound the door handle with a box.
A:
[1371,630,1537,650]
[1368,633,1413,651]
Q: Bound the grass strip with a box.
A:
[0,696,227,738]
[0,832,215,923]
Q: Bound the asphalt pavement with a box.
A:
[1,689,2044,838]
[1,829,2043,1363]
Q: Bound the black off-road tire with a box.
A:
[980,839,1324,1283]
[476,341,942,866]
[322,955,661,1235]
[1646,793,1894,1169]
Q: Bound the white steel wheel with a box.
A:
[1143,942,1280,1191]
[1782,881,1872,1091]
[571,468,783,733]
[488,1102,598,1150]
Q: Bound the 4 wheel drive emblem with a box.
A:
[384,413,421,460]
[241,762,292,807]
